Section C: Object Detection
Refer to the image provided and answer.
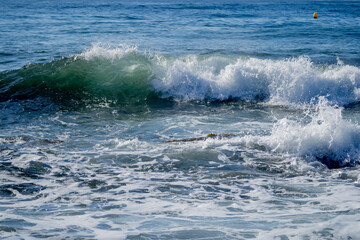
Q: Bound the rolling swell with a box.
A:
[1,45,360,108]
[0,48,158,108]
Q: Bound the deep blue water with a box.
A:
[1,1,360,239]
[1,0,359,72]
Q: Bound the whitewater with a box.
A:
[1,0,360,239]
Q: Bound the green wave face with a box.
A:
[0,51,158,108]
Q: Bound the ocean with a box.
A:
[1,0,360,239]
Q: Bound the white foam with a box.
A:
[152,55,269,101]
[152,55,360,106]
[169,97,360,167]
[79,44,139,61]
[240,98,360,166]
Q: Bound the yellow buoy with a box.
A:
[313,12,318,19]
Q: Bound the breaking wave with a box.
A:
[224,98,360,168]
[1,45,360,107]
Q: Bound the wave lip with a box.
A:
[152,55,269,102]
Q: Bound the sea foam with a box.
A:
[152,55,360,106]
[239,98,360,168]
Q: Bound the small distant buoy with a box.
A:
[313,12,318,19]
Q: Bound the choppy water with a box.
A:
[1,0,360,239]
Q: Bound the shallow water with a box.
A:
[1,0,360,239]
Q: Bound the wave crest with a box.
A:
[1,45,360,107]
[153,55,360,106]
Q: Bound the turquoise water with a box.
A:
[1,1,360,239]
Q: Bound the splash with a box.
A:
[243,98,360,168]
[78,43,140,61]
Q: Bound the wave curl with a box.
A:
[1,45,360,108]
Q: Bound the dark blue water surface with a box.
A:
[1,0,359,71]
